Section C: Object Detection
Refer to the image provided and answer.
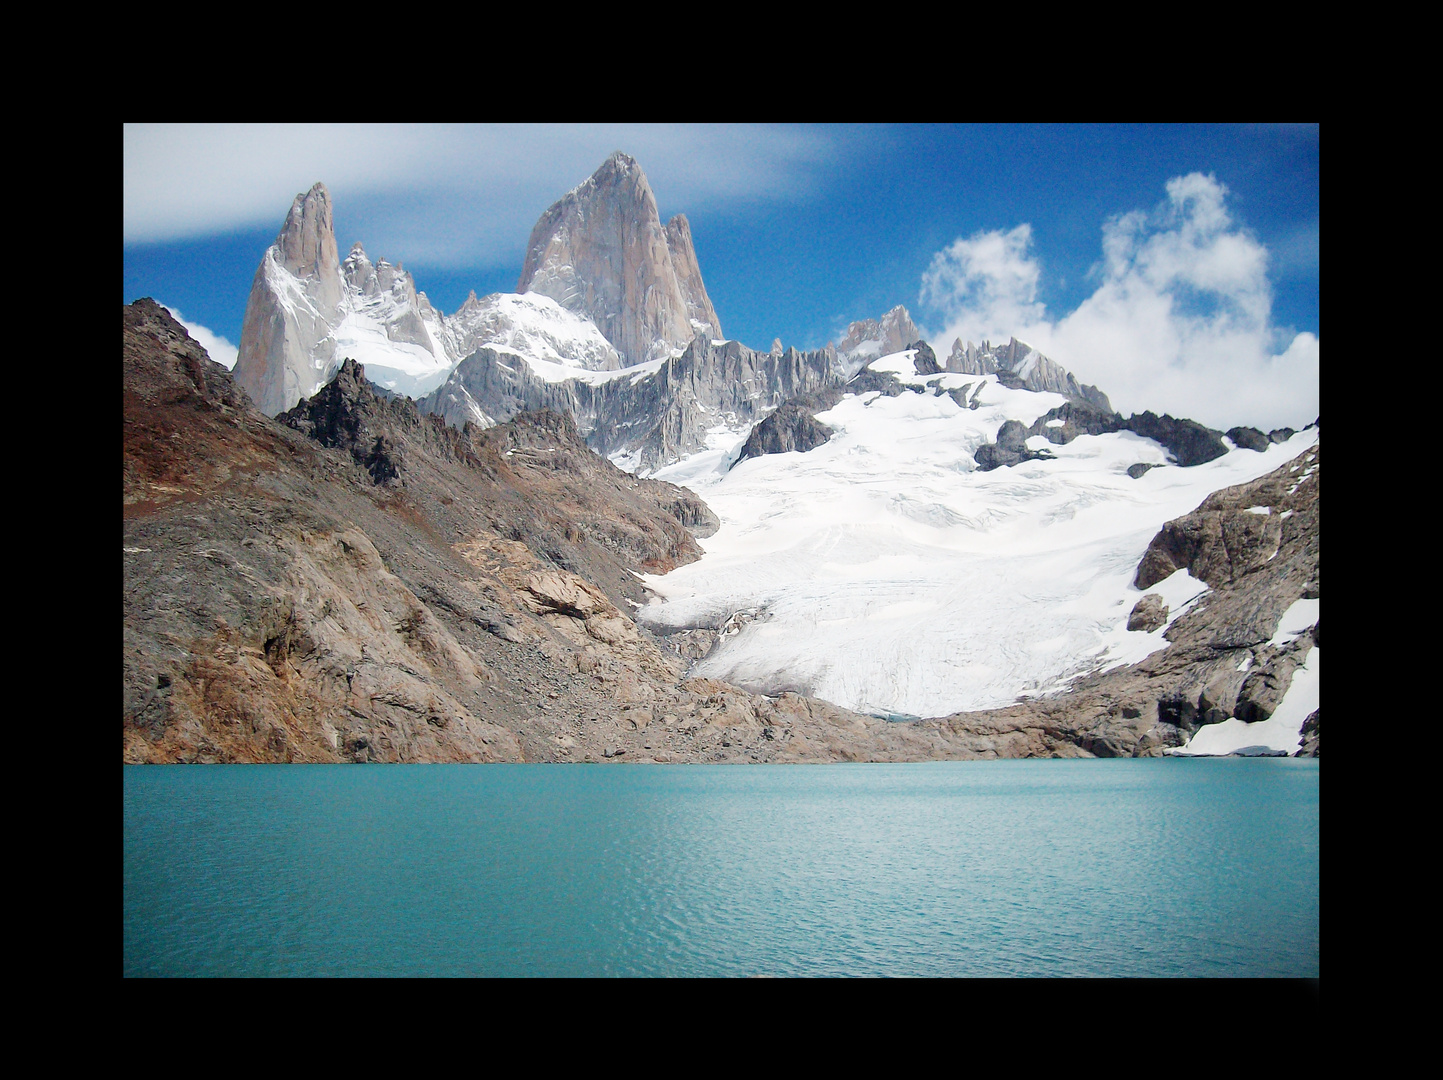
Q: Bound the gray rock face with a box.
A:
[341,244,437,356]
[234,183,346,416]
[1127,594,1169,632]
[1296,709,1319,757]
[735,404,834,466]
[517,152,722,366]
[234,184,459,415]
[837,306,921,368]
[947,336,1112,412]
[664,213,723,342]
[1226,426,1271,452]
[421,334,844,473]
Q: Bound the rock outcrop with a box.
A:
[973,419,1056,470]
[517,152,722,366]
[836,306,921,368]
[935,436,1320,757]
[1127,594,1169,633]
[946,336,1112,412]
[975,401,1230,473]
[734,403,835,466]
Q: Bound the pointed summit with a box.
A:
[234,183,455,415]
[234,182,346,416]
[275,182,343,310]
[517,153,723,365]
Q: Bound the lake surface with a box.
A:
[123,760,1319,977]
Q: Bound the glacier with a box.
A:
[639,350,1319,720]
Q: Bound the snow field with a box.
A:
[642,361,1319,720]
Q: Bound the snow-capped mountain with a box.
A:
[234,183,459,414]
[835,305,922,368]
[234,154,728,417]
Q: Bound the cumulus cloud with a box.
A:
[163,305,238,370]
[919,173,1318,430]
[124,124,840,268]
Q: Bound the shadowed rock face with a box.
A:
[517,152,722,366]
[734,404,834,466]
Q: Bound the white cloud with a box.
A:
[124,124,839,268]
[163,305,238,370]
[920,174,1318,430]
[920,224,1046,345]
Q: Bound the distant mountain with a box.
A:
[234,183,458,414]
[518,151,723,365]
[836,305,922,368]
[233,154,727,418]
[946,336,1112,412]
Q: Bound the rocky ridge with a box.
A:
[419,334,849,473]
[946,336,1113,412]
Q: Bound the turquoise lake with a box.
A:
[122,760,1319,977]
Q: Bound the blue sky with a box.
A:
[124,124,1318,428]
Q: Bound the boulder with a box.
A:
[907,340,942,376]
[1127,594,1169,632]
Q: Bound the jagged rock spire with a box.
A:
[517,152,723,365]
[234,182,345,416]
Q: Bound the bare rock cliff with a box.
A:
[517,152,722,365]
[234,183,345,416]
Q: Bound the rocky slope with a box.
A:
[126,299,1029,764]
[934,438,1320,757]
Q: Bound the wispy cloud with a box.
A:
[919,173,1318,430]
[163,305,238,370]
[124,124,840,267]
